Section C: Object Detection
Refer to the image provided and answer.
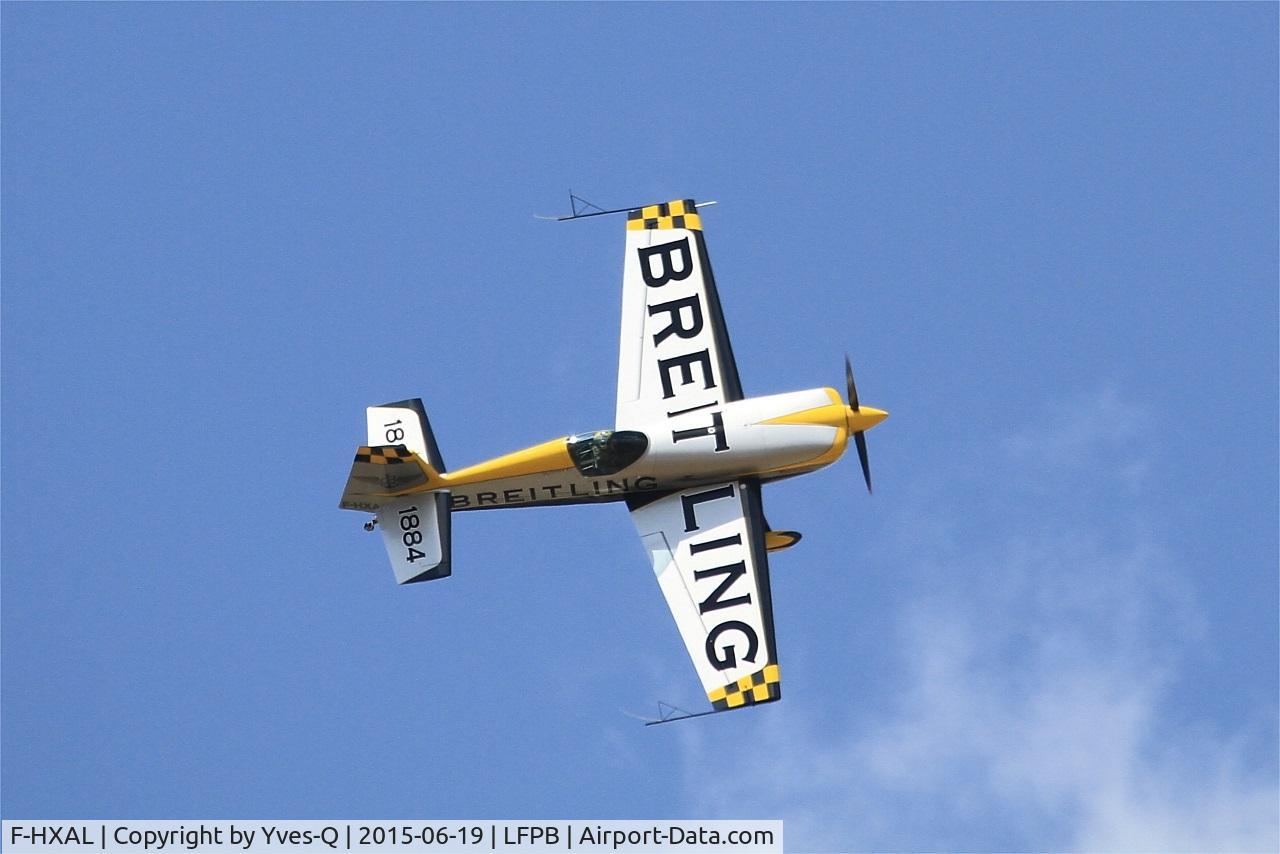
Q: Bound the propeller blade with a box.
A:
[854,431,872,493]
[844,354,861,410]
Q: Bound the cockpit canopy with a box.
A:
[567,430,649,477]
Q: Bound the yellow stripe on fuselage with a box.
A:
[759,387,845,428]
[754,388,850,477]
[439,437,575,487]
[761,403,849,430]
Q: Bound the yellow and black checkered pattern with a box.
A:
[627,198,701,232]
[355,444,413,465]
[708,664,780,710]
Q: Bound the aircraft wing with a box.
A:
[616,199,744,429]
[630,479,781,712]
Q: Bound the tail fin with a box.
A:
[340,399,452,584]
[339,444,439,504]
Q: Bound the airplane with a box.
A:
[339,197,887,722]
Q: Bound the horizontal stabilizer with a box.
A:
[368,398,446,471]
[348,398,452,583]
[377,493,451,584]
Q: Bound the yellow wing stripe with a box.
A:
[627,198,702,231]
[707,664,781,711]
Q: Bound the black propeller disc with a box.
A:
[845,354,873,493]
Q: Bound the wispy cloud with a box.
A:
[679,389,1278,852]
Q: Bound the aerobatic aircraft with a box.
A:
[339,197,887,722]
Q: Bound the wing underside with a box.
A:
[615,200,743,429]
[630,479,780,711]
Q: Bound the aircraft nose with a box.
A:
[846,405,888,433]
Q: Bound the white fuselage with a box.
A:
[447,388,846,511]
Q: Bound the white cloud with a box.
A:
[679,390,1278,852]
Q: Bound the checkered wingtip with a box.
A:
[626,199,702,232]
[708,664,781,710]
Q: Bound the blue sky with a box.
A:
[3,4,1276,851]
